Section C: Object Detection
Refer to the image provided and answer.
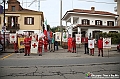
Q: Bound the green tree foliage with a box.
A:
[98,32,120,44]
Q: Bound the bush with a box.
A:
[98,32,120,44]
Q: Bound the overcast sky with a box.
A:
[0,0,117,27]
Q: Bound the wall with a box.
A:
[19,14,42,30]
[72,14,115,26]
[117,0,120,26]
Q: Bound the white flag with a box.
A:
[10,34,16,43]
[103,38,111,49]
[30,41,38,54]
[76,34,81,44]
[88,40,94,49]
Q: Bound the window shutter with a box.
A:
[95,20,97,25]
[107,21,109,26]
[112,21,114,26]
[82,19,84,25]
[87,20,90,25]
[8,17,11,27]
[24,17,27,24]
[100,21,102,25]
[32,17,34,24]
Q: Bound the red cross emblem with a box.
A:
[11,36,15,39]
[105,40,109,45]
[32,43,37,48]
[90,43,92,46]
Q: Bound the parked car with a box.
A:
[117,44,120,52]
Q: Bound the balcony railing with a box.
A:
[6,24,20,31]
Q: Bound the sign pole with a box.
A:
[108,49,109,58]
[3,0,6,51]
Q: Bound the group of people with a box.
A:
[67,34,104,57]
[23,33,59,56]
[84,36,103,57]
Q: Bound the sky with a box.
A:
[0,0,117,27]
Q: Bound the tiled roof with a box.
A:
[67,9,116,16]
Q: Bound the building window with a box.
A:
[82,19,90,25]
[24,17,34,25]
[11,6,15,11]
[109,31,118,33]
[107,21,114,26]
[95,20,102,25]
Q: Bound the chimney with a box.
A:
[91,7,95,13]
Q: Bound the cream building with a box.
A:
[0,0,44,36]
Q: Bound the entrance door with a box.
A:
[92,31,102,41]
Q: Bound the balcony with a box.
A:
[6,24,20,31]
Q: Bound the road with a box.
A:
[0,49,120,79]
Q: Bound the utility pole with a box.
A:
[60,0,62,45]
[3,0,5,51]
[60,0,62,27]
[28,0,46,12]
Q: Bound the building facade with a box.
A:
[62,7,120,39]
[114,0,120,26]
[0,0,44,36]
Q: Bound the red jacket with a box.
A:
[38,39,43,47]
[81,37,88,43]
[68,37,72,46]
[97,39,103,48]
[24,37,31,47]
[44,30,47,37]
[44,37,48,45]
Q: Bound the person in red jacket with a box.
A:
[97,37,103,57]
[13,41,18,53]
[67,34,72,52]
[38,37,43,56]
[24,35,31,56]
[44,36,48,52]
[72,37,76,53]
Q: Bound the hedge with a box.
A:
[99,32,120,44]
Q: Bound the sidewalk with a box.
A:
[2,46,120,59]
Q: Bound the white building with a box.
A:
[114,0,120,26]
[62,7,120,39]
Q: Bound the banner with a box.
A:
[88,40,94,49]
[18,37,25,49]
[103,38,111,49]
[62,32,68,42]
[55,32,61,41]
[10,34,17,43]
[75,34,81,44]
[30,41,38,54]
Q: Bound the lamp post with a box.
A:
[3,0,5,51]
